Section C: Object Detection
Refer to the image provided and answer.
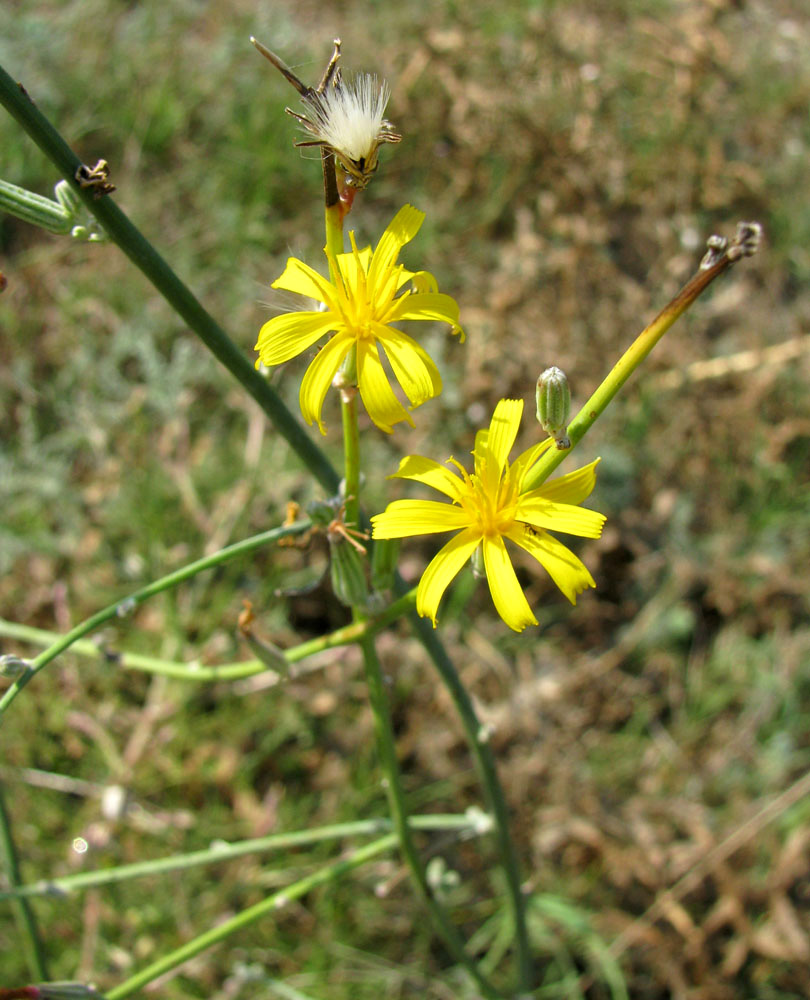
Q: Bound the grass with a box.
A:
[2,0,810,996]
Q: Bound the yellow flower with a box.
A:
[255,205,464,434]
[371,398,606,632]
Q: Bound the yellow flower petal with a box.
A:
[416,528,481,626]
[367,204,424,288]
[376,326,442,407]
[512,438,555,489]
[473,399,521,497]
[486,399,523,473]
[398,268,439,295]
[482,535,538,632]
[334,244,373,299]
[529,458,601,506]
[389,455,465,501]
[507,524,596,604]
[371,499,471,537]
[335,245,372,278]
[255,312,336,366]
[515,498,606,538]
[299,332,354,433]
[272,257,334,307]
[390,292,463,333]
[356,340,413,433]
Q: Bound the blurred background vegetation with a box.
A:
[1,0,809,996]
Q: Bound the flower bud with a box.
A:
[0,654,30,679]
[306,496,339,527]
[536,366,571,450]
[54,179,82,216]
[329,537,369,609]
[370,537,400,593]
[426,856,461,900]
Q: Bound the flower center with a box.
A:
[334,271,387,342]
[465,473,517,538]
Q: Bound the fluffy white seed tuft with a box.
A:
[303,75,394,163]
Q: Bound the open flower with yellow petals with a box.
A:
[255,205,464,434]
[371,398,606,632]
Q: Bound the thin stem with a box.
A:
[359,637,503,999]
[340,390,361,527]
[0,62,339,497]
[524,232,761,490]
[0,590,418,684]
[0,813,482,902]
[104,833,399,1000]
[0,783,49,979]
[402,599,532,992]
[324,198,363,531]
[0,522,311,721]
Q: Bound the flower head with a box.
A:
[295,73,401,189]
[371,399,606,632]
[255,205,464,434]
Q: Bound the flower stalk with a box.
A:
[523,223,762,490]
[0,590,418,684]
[358,637,502,999]
[104,833,401,1000]
[0,813,484,902]
[0,521,312,722]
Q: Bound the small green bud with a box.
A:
[0,654,30,678]
[329,537,369,609]
[306,496,340,528]
[370,537,400,593]
[426,856,461,900]
[54,179,82,216]
[536,366,571,450]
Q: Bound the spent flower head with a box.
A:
[294,73,401,189]
[371,398,606,632]
[255,204,464,434]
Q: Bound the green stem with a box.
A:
[359,637,503,999]
[0,521,311,721]
[523,248,751,490]
[403,600,532,992]
[0,61,339,497]
[340,389,361,528]
[0,783,49,979]
[324,199,362,530]
[0,813,482,902]
[0,590,417,684]
[104,833,398,1000]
